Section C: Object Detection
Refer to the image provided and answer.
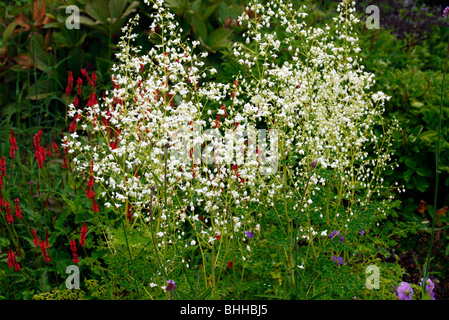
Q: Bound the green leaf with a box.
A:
[411,101,424,108]
[109,0,128,19]
[192,15,208,42]
[206,28,233,51]
[191,0,203,14]
[412,176,430,192]
[3,21,18,44]
[218,1,229,24]
[403,169,413,182]
[26,79,56,100]
[120,1,139,21]
[202,2,219,19]
[86,0,110,23]
[164,0,185,16]
[419,130,438,144]
[415,166,432,177]
[404,158,415,169]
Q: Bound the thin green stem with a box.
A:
[423,38,449,280]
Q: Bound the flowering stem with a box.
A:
[423,38,449,280]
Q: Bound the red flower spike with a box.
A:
[14,198,22,220]
[46,143,52,158]
[81,68,95,88]
[91,198,99,213]
[51,136,60,158]
[5,202,13,224]
[76,77,83,95]
[66,71,73,96]
[7,249,21,271]
[0,156,6,177]
[92,71,97,86]
[10,130,18,159]
[70,239,79,264]
[40,241,51,263]
[80,223,87,247]
[32,134,46,169]
[31,228,40,247]
[69,114,80,133]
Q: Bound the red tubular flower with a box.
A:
[73,95,79,108]
[40,241,51,263]
[91,198,99,213]
[80,223,87,247]
[76,77,83,95]
[32,134,46,169]
[66,71,73,96]
[81,68,95,88]
[52,136,60,158]
[70,239,79,263]
[92,70,97,86]
[5,202,13,224]
[69,114,80,133]
[86,161,95,199]
[7,249,20,271]
[14,198,22,220]
[221,105,227,117]
[31,228,40,247]
[46,143,52,157]
[0,156,6,177]
[10,130,18,159]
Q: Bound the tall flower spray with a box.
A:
[64,0,398,288]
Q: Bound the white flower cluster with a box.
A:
[63,0,398,265]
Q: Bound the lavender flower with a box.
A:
[245,231,254,239]
[328,230,344,242]
[166,279,176,300]
[332,255,344,266]
[166,279,177,291]
[443,6,449,18]
[359,230,365,236]
[420,278,436,300]
[397,282,413,300]
[328,230,340,240]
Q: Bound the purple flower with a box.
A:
[332,255,344,265]
[397,282,413,300]
[359,230,365,236]
[329,230,344,242]
[245,231,254,239]
[166,279,176,292]
[420,277,436,300]
[443,6,449,18]
[328,230,340,240]
[310,160,317,169]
